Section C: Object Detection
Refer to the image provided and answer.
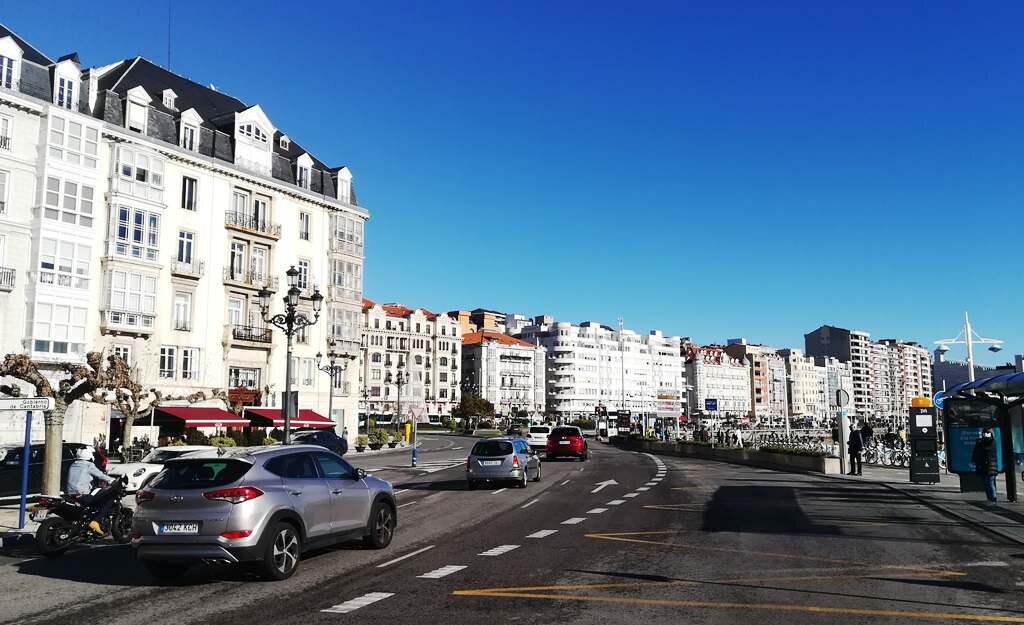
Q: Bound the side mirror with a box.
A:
[355,467,367,480]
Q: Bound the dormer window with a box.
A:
[162,89,176,109]
[238,122,267,143]
[127,100,147,133]
[0,55,16,89]
[180,123,197,151]
[56,77,75,109]
[297,165,310,189]
[280,136,290,150]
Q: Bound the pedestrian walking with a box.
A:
[847,423,864,475]
[971,426,999,504]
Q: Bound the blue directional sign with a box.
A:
[704,398,718,412]
[933,391,945,410]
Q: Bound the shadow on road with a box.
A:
[702,486,842,535]
[400,479,471,491]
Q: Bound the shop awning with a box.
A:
[153,407,251,428]
[244,408,335,429]
[947,372,1024,398]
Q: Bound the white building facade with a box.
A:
[683,344,750,418]
[779,349,828,423]
[461,331,546,419]
[0,27,366,443]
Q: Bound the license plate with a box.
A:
[160,522,200,535]
[479,460,502,466]
[559,440,571,445]
[29,509,48,522]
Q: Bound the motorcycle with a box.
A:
[31,475,134,557]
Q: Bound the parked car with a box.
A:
[546,426,589,461]
[132,444,396,581]
[466,437,541,489]
[527,425,552,450]
[0,443,87,499]
[107,446,214,492]
[291,429,348,456]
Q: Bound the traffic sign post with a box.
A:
[0,397,54,529]
[409,405,425,467]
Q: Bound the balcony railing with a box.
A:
[173,319,192,331]
[0,267,14,291]
[0,135,9,151]
[224,211,282,239]
[232,324,272,343]
[223,267,279,291]
[101,310,156,335]
[329,237,364,257]
[170,260,205,279]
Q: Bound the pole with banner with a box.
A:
[0,396,56,529]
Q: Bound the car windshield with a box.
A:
[141,449,188,464]
[551,427,580,437]
[472,441,514,457]
[529,427,550,434]
[148,459,251,490]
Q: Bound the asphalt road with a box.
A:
[2,435,1024,625]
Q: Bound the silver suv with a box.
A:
[466,437,541,489]
[132,445,396,581]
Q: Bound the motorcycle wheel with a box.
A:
[111,508,134,544]
[36,518,73,557]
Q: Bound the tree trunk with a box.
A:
[42,403,66,496]
[122,416,134,455]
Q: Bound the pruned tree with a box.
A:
[452,392,495,431]
[100,355,158,451]
[0,352,111,495]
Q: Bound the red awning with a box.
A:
[244,408,335,429]
[153,407,251,427]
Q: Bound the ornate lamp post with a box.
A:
[258,266,323,444]
[315,338,357,434]
[385,365,406,434]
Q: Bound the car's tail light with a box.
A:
[512,454,520,468]
[465,457,471,471]
[36,498,51,508]
[135,490,155,503]
[203,487,264,504]
[220,529,253,540]
[130,530,142,541]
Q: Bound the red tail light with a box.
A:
[203,487,264,504]
[36,497,52,508]
[220,529,253,540]
[512,454,520,468]
[135,489,155,503]
[130,530,142,541]
[465,457,471,471]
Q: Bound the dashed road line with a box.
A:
[521,498,540,509]
[393,488,409,495]
[561,517,586,525]
[376,545,435,568]
[560,480,571,486]
[636,487,650,491]
[321,592,395,614]
[644,482,656,486]
[623,493,639,498]
[587,508,608,514]
[491,488,507,495]
[606,499,626,506]
[963,561,1008,567]
[479,544,520,557]
[527,530,558,539]
[419,565,468,579]
[397,501,417,509]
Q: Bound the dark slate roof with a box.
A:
[0,23,54,66]
[57,52,80,64]
[273,130,330,171]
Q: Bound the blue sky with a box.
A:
[5,1,1021,363]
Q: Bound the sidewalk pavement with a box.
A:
[838,465,1024,546]
[0,503,38,551]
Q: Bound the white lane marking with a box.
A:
[636,487,650,491]
[322,592,395,614]
[491,488,507,495]
[606,499,626,506]
[623,493,639,498]
[376,545,435,568]
[591,479,618,493]
[652,478,663,482]
[527,530,558,539]
[587,508,608,514]
[561,517,586,525]
[393,488,409,495]
[644,482,656,486]
[521,498,540,509]
[418,565,467,579]
[560,480,571,486]
[578,467,584,472]
[963,561,1009,567]
[452,447,464,450]
[479,544,520,557]
[397,501,417,509]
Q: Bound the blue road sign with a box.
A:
[933,391,945,410]
[705,398,718,412]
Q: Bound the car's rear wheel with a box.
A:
[580,451,589,462]
[467,480,477,490]
[532,464,542,482]
[260,522,301,580]
[516,471,528,488]
[363,502,396,549]
[143,560,190,580]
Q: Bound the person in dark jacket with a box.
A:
[847,423,864,475]
[971,426,999,503]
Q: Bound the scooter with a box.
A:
[31,475,134,557]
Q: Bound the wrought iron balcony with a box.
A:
[170,260,204,279]
[0,267,14,291]
[224,211,281,239]
[223,267,279,291]
[0,135,9,151]
[231,324,272,343]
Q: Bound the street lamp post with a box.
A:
[258,266,323,445]
[935,311,1004,384]
[385,366,406,435]
[315,338,357,436]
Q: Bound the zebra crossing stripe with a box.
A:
[321,592,395,614]
[418,565,467,579]
[478,544,520,556]
[527,530,558,538]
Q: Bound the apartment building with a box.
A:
[878,340,932,417]
[0,25,366,441]
[360,299,462,421]
[724,339,788,425]
[461,331,546,419]
[778,349,828,422]
[683,344,750,418]
[518,317,686,426]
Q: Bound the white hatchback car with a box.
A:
[526,425,552,450]
[108,445,214,492]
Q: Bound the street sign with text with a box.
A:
[0,397,54,411]
[704,398,718,412]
